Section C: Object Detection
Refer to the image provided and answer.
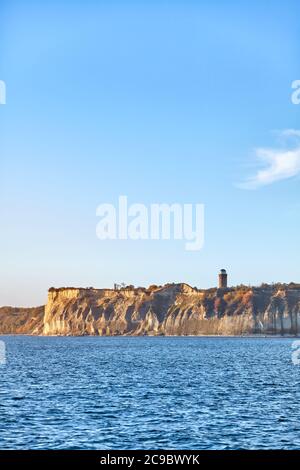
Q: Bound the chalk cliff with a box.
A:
[1,283,300,336]
[41,283,300,335]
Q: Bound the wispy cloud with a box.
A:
[238,130,300,190]
[280,129,300,139]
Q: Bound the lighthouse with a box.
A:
[218,269,228,289]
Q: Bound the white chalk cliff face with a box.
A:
[41,283,300,336]
[1,283,300,336]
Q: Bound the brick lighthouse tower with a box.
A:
[218,269,228,288]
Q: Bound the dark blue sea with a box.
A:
[0,336,299,449]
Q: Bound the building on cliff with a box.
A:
[218,269,228,288]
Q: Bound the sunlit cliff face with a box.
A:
[43,284,300,335]
[1,284,300,336]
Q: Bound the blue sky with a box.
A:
[0,0,300,306]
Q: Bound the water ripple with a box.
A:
[0,336,299,449]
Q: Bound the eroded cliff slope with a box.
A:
[0,306,44,334]
[41,283,300,336]
[1,284,300,336]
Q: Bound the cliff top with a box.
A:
[48,282,300,295]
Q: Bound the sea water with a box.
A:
[0,336,299,449]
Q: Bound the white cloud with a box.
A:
[238,130,300,190]
[280,129,300,138]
